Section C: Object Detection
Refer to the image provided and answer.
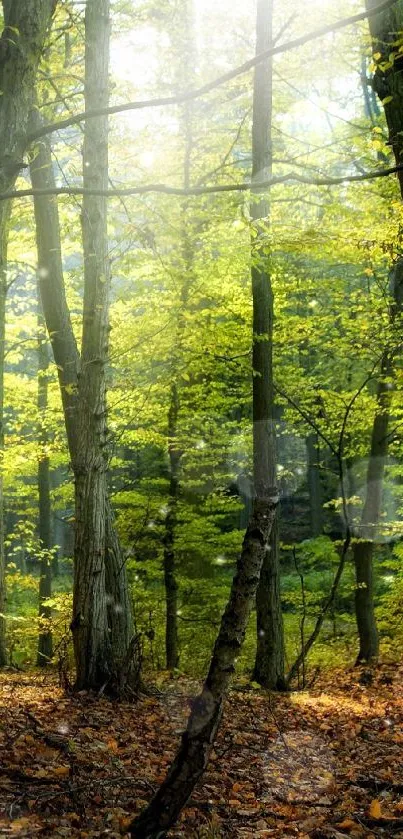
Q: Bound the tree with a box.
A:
[128,1,279,833]
[0,201,10,666]
[29,0,139,692]
[251,0,285,691]
[0,0,57,667]
[36,300,53,666]
[350,0,403,663]
[162,0,197,671]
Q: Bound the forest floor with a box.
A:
[0,664,402,839]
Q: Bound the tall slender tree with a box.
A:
[128,1,279,834]
[30,0,139,692]
[163,0,196,671]
[0,0,57,668]
[0,201,10,666]
[350,0,403,662]
[36,301,53,666]
[251,0,285,690]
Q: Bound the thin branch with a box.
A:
[286,529,351,686]
[2,162,403,204]
[26,0,397,143]
[293,546,307,689]
[273,382,337,455]
[284,361,383,687]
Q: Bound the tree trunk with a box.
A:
[129,493,277,838]
[30,117,133,692]
[0,0,56,670]
[29,126,81,448]
[254,517,285,688]
[0,201,10,667]
[29,28,137,690]
[164,384,179,670]
[0,1,56,195]
[352,354,392,662]
[366,0,403,197]
[36,305,53,666]
[129,1,280,832]
[72,0,135,691]
[306,433,323,536]
[251,0,285,690]
[350,0,403,662]
[354,540,378,663]
[71,0,113,688]
[162,0,195,670]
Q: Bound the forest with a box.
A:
[0,0,403,836]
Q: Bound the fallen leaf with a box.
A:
[10,818,31,833]
[107,737,119,753]
[53,765,70,776]
[337,818,357,830]
[369,799,382,819]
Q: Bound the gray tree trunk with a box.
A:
[306,433,323,536]
[163,0,196,670]
[0,1,56,195]
[251,0,285,690]
[254,517,285,688]
[0,0,57,668]
[350,0,403,662]
[30,127,118,690]
[128,1,280,832]
[36,305,53,666]
[353,356,391,662]
[29,0,137,690]
[0,201,10,667]
[72,0,116,690]
[74,0,136,690]
[164,383,180,670]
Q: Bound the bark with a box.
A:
[72,0,135,691]
[36,306,53,666]
[251,0,285,690]
[350,0,403,662]
[29,126,107,684]
[71,0,113,690]
[0,0,56,670]
[30,115,135,691]
[366,0,403,196]
[129,493,278,838]
[29,124,80,451]
[29,3,137,691]
[0,0,56,195]
[163,383,179,670]
[352,351,392,662]
[0,200,10,667]
[306,433,323,536]
[129,1,280,832]
[254,517,285,688]
[162,1,195,670]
